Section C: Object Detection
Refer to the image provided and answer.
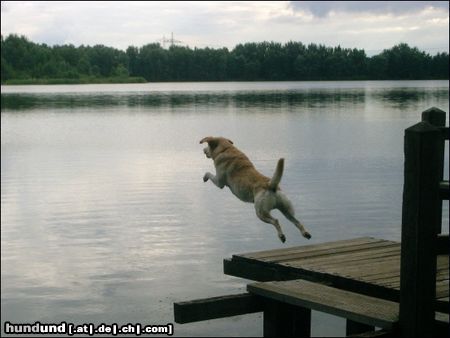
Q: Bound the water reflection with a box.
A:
[1,91,368,111]
[3,86,448,112]
[372,88,449,109]
[1,81,449,337]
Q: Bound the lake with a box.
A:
[1,81,449,337]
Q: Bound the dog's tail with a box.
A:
[269,158,284,191]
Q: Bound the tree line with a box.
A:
[1,34,448,83]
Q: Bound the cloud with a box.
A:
[289,1,449,17]
[1,1,448,55]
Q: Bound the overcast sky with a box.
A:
[1,1,449,55]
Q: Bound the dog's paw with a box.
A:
[279,234,286,243]
[203,174,209,182]
[303,232,311,240]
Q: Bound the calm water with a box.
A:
[1,81,449,337]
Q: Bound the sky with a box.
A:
[1,1,449,55]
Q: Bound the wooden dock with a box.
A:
[174,107,450,337]
[224,237,449,313]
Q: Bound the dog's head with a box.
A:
[199,136,234,159]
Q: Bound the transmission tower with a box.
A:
[160,32,182,48]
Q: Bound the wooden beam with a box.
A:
[174,293,263,324]
[223,257,300,281]
[248,279,399,329]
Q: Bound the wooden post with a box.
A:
[421,107,446,127]
[421,107,446,234]
[263,299,311,337]
[399,121,442,337]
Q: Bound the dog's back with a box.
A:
[215,145,270,203]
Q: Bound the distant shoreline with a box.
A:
[3,35,448,84]
[2,76,147,85]
[2,78,449,86]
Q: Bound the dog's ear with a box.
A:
[200,136,214,144]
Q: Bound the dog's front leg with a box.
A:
[203,172,225,189]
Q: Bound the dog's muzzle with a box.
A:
[203,147,212,158]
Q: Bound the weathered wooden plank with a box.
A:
[272,242,400,265]
[354,257,449,284]
[237,237,377,259]
[266,241,397,264]
[425,283,446,300]
[435,311,449,323]
[248,279,399,329]
[358,258,449,284]
[361,276,399,289]
[436,269,449,281]
[288,256,401,279]
[286,245,400,269]
[371,276,400,289]
[173,293,263,324]
[368,257,448,291]
[225,236,448,308]
[378,277,448,293]
[362,272,400,283]
[236,237,382,261]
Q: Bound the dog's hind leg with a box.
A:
[278,198,311,240]
[256,210,286,243]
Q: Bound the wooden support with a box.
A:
[439,181,449,200]
[263,299,311,338]
[421,107,446,127]
[440,126,450,140]
[223,257,280,281]
[173,293,263,324]
[399,120,442,337]
[434,312,450,337]
[347,329,395,338]
[421,107,446,234]
[346,320,375,336]
[436,234,450,255]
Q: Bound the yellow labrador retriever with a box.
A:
[200,136,311,243]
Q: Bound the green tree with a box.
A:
[1,34,448,83]
[138,43,168,81]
